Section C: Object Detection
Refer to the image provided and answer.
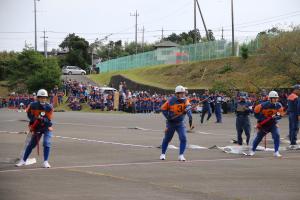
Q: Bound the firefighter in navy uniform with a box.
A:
[214,91,224,123]
[160,86,193,161]
[287,84,300,148]
[200,89,212,124]
[235,95,252,145]
[249,91,284,157]
[16,89,54,168]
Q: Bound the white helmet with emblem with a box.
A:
[37,89,48,97]
[175,85,186,93]
[268,91,279,98]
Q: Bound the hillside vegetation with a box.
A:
[89,28,300,92]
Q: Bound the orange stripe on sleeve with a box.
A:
[278,107,285,116]
[161,101,169,111]
[288,93,298,101]
[254,104,262,114]
[46,110,53,120]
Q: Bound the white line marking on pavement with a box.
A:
[0,119,18,122]
[1,120,229,136]
[0,131,23,134]
[1,155,300,174]
[0,131,209,150]
[56,122,163,132]
[54,136,208,150]
[54,135,155,148]
[196,131,233,136]
[55,122,129,130]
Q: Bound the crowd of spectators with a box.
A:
[0,93,35,110]
[0,79,289,114]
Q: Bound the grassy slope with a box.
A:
[88,55,292,91]
[54,96,124,113]
[1,55,291,98]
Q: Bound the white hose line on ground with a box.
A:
[2,155,300,174]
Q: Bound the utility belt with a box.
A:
[257,118,276,133]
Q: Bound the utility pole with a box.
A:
[221,27,224,40]
[231,0,235,56]
[34,0,40,51]
[130,10,139,54]
[142,26,145,52]
[41,29,48,58]
[161,27,164,41]
[194,0,197,43]
[90,42,95,69]
[195,0,209,40]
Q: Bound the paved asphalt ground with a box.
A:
[0,109,299,200]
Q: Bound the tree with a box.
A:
[7,49,61,93]
[26,57,61,92]
[260,27,300,84]
[165,33,180,43]
[188,29,201,43]
[0,51,17,80]
[240,44,248,59]
[164,29,201,45]
[245,26,283,54]
[207,29,215,41]
[96,41,155,61]
[59,33,90,69]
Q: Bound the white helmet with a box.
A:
[175,85,186,93]
[268,91,279,98]
[37,89,48,97]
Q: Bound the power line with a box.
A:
[2,11,299,37]
[235,13,300,29]
[141,1,191,26]
[236,11,300,27]
[211,10,300,30]
[0,11,299,36]
[0,26,295,41]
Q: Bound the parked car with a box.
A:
[62,66,86,75]
[94,86,117,94]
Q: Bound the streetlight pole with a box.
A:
[231,0,235,56]
[34,0,40,51]
[130,10,139,54]
[194,0,197,43]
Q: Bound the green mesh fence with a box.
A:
[97,40,236,73]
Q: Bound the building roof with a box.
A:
[154,40,179,48]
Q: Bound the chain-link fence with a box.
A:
[97,40,238,72]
